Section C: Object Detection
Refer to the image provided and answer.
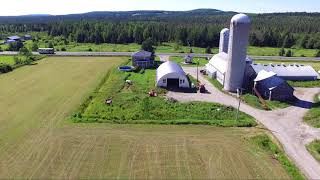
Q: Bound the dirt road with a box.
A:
[167,67,320,179]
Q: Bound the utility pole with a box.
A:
[236,88,243,121]
[196,59,199,82]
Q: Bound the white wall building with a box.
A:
[156,61,190,88]
[250,63,319,81]
[206,52,228,85]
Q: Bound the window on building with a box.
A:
[163,79,166,83]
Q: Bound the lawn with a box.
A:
[306,140,320,163]
[0,57,299,179]
[0,56,15,65]
[169,56,209,67]
[76,63,256,127]
[304,93,320,128]
[248,46,318,57]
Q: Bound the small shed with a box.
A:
[156,61,190,88]
[254,70,294,101]
[184,54,193,64]
[132,50,154,68]
[23,34,32,40]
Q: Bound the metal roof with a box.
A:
[206,52,228,74]
[156,61,186,82]
[254,70,277,82]
[255,70,286,90]
[251,63,319,79]
[132,50,152,58]
[7,36,21,40]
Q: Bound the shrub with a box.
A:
[14,56,23,65]
[0,64,13,73]
[205,46,212,54]
[19,47,32,56]
[279,48,285,56]
[61,47,66,51]
[31,42,39,51]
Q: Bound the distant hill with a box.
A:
[0,9,235,23]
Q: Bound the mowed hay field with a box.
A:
[0,57,290,179]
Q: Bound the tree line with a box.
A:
[1,11,320,49]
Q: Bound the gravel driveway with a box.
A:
[167,67,320,179]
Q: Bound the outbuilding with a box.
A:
[250,63,319,81]
[132,50,154,68]
[156,61,190,88]
[254,70,294,102]
[184,54,193,64]
[23,34,32,40]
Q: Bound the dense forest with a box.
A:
[0,9,320,49]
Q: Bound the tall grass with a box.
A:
[306,140,320,162]
[250,135,304,180]
[304,94,320,128]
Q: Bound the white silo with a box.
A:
[224,14,251,92]
[219,28,230,53]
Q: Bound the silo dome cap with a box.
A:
[221,28,230,33]
[231,13,251,24]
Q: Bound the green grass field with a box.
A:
[306,140,320,163]
[304,93,320,128]
[76,63,256,127]
[168,56,209,67]
[2,36,318,57]
[0,56,296,179]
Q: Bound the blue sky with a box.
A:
[0,0,319,16]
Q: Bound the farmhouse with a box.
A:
[254,70,294,101]
[5,35,21,44]
[132,50,154,68]
[156,61,190,88]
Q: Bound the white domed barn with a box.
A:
[156,61,190,89]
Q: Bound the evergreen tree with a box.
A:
[285,50,293,57]
[141,38,155,53]
[205,46,212,54]
[315,49,320,57]
[8,41,24,51]
[47,41,54,48]
[31,42,39,51]
[279,48,286,56]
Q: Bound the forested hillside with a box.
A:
[0,9,320,49]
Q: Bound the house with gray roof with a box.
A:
[132,50,154,68]
[5,36,21,44]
